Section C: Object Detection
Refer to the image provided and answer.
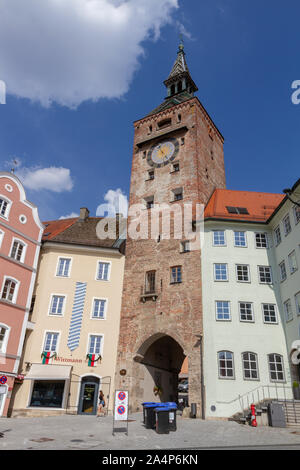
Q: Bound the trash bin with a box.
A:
[155,407,171,434]
[190,403,197,418]
[144,403,165,429]
[165,403,177,431]
[142,402,158,424]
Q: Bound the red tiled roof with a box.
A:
[42,218,78,241]
[204,189,285,222]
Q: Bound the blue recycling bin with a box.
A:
[144,403,166,429]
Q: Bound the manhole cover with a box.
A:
[70,439,84,443]
[30,438,54,443]
[125,419,136,422]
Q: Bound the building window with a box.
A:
[145,271,156,293]
[172,188,183,201]
[147,170,154,180]
[0,197,9,218]
[239,302,254,322]
[226,206,249,215]
[214,263,228,281]
[215,301,231,321]
[49,295,65,316]
[88,335,102,355]
[0,325,9,353]
[1,278,18,303]
[44,332,59,352]
[92,299,106,319]
[274,226,281,246]
[268,354,285,382]
[295,292,300,316]
[218,351,234,379]
[0,230,4,248]
[283,214,291,236]
[145,196,154,209]
[242,352,259,380]
[170,266,182,284]
[258,266,272,284]
[213,231,226,246]
[255,233,268,248]
[288,251,298,274]
[181,241,190,253]
[56,258,71,277]
[236,264,250,282]
[294,205,300,225]
[30,381,65,408]
[284,299,293,322]
[10,240,26,262]
[97,262,110,281]
[279,261,287,282]
[172,163,180,172]
[262,304,277,324]
[234,231,247,247]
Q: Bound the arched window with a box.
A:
[1,277,19,303]
[242,352,259,380]
[217,351,234,379]
[177,81,182,93]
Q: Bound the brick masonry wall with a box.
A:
[115,97,226,414]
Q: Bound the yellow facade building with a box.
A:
[11,209,125,417]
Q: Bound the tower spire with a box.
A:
[163,41,198,98]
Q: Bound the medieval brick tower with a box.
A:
[115,43,226,415]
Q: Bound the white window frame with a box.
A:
[284,299,293,322]
[90,297,108,320]
[258,265,273,284]
[279,260,287,282]
[283,214,292,236]
[87,333,104,356]
[239,302,254,323]
[242,352,259,381]
[215,301,231,321]
[294,204,300,225]
[217,351,235,380]
[0,230,4,249]
[234,231,247,248]
[0,195,12,220]
[0,276,20,304]
[262,303,278,324]
[212,230,226,247]
[295,292,300,316]
[48,294,67,317]
[0,323,10,354]
[255,232,268,249]
[214,263,228,282]
[268,354,285,383]
[55,257,72,278]
[42,330,61,354]
[95,261,111,281]
[288,250,298,275]
[236,264,251,283]
[274,225,281,246]
[9,237,27,263]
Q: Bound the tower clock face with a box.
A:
[147,137,179,168]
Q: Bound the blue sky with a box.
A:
[0,0,299,221]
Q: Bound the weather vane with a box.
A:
[11,159,18,174]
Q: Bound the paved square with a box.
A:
[1,413,300,450]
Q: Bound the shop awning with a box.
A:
[24,364,72,380]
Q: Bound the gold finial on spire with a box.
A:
[178,33,184,52]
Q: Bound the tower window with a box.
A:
[147,170,154,181]
[145,196,154,209]
[177,81,182,93]
[178,114,182,123]
[170,266,182,284]
[145,271,156,294]
[172,188,183,201]
[172,163,180,173]
[171,84,175,95]
[157,118,171,129]
[149,125,152,133]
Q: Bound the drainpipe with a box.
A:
[199,335,205,420]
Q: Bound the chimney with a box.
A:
[78,207,90,222]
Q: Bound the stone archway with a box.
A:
[134,333,186,405]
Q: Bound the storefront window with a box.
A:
[30,381,65,408]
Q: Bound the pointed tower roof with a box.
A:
[147,41,198,117]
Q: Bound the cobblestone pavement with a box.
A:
[1,413,300,450]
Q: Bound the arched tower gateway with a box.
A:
[115,43,226,415]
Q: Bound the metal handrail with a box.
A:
[216,384,293,408]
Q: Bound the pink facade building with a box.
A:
[0,172,43,417]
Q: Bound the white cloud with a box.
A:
[0,0,178,108]
[59,212,79,219]
[16,166,74,192]
[96,188,128,217]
